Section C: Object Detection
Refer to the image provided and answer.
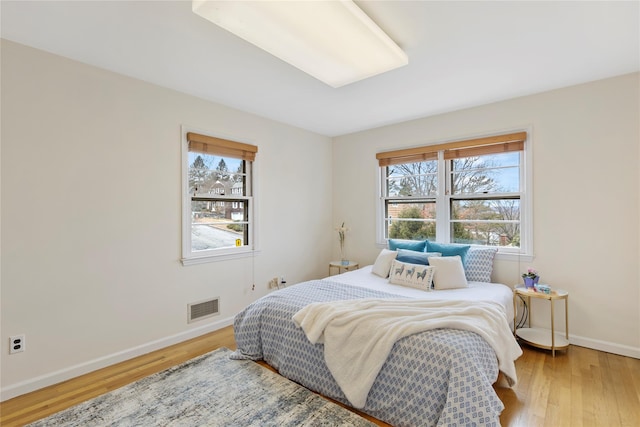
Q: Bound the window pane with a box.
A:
[451,199,520,247]
[451,152,520,194]
[451,199,520,221]
[386,201,436,240]
[386,161,437,197]
[188,152,246,195]
[191,200,247,251]
[451,222,520,247]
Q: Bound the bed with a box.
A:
[231,249,520,427]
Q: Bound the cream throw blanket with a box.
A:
[292,298,522,408]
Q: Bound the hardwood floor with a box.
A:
[495,344,640,426]
[1,326,639,426]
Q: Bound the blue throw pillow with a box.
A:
[425,241,471,265]
[388,239,427,252]
[396,249,441,265]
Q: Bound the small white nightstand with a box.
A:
[329,260,359,276]
[513,285,569,356]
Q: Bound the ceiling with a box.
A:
[1,1,639,137]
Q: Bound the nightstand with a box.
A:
[329,260,359,276]
[513,285,569,356]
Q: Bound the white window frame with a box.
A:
[181,126,260,266]
[377,130,533,260]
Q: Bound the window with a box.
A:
[182,130,258,265]
[377,131,531,257]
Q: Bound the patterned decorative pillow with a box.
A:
[464,247,498,282]
[371,249,398,278]
[428,255,468,290]
[388,259,435,291]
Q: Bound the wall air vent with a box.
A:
[188,298,219,323]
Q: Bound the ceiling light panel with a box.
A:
[192,0,408,88]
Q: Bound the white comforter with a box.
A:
[328,265,515,323]
[293,298,522,408]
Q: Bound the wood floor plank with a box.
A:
[2,326,639,427]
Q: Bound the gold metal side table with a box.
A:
[329,260,359,276]
[513,285,569,356]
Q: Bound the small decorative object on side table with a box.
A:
[336,221,350,265]
[513,285,569,356]
[329,260,359,276]
[522,267,540,289]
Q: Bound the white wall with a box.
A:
[333,73,640,358]
[0,40,334,399]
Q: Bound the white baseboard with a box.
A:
[569,334,640,359]
[1,316,234,402]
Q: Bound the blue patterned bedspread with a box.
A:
[231,280,504,427]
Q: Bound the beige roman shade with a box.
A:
[187,132,258,162]
[377,131,526,166]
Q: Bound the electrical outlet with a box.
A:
[9,334,25,354]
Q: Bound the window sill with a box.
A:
[494,251,533,263]
[181,249,261,266]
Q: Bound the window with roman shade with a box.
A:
[377,131,531,256]
[182,130,258,265]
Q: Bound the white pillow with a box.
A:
[429,255,468,290]
[388,259,435,291]
[371,249,398,278]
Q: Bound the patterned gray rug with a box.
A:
[28,347,375,426]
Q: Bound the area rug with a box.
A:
[28,348,375,426]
